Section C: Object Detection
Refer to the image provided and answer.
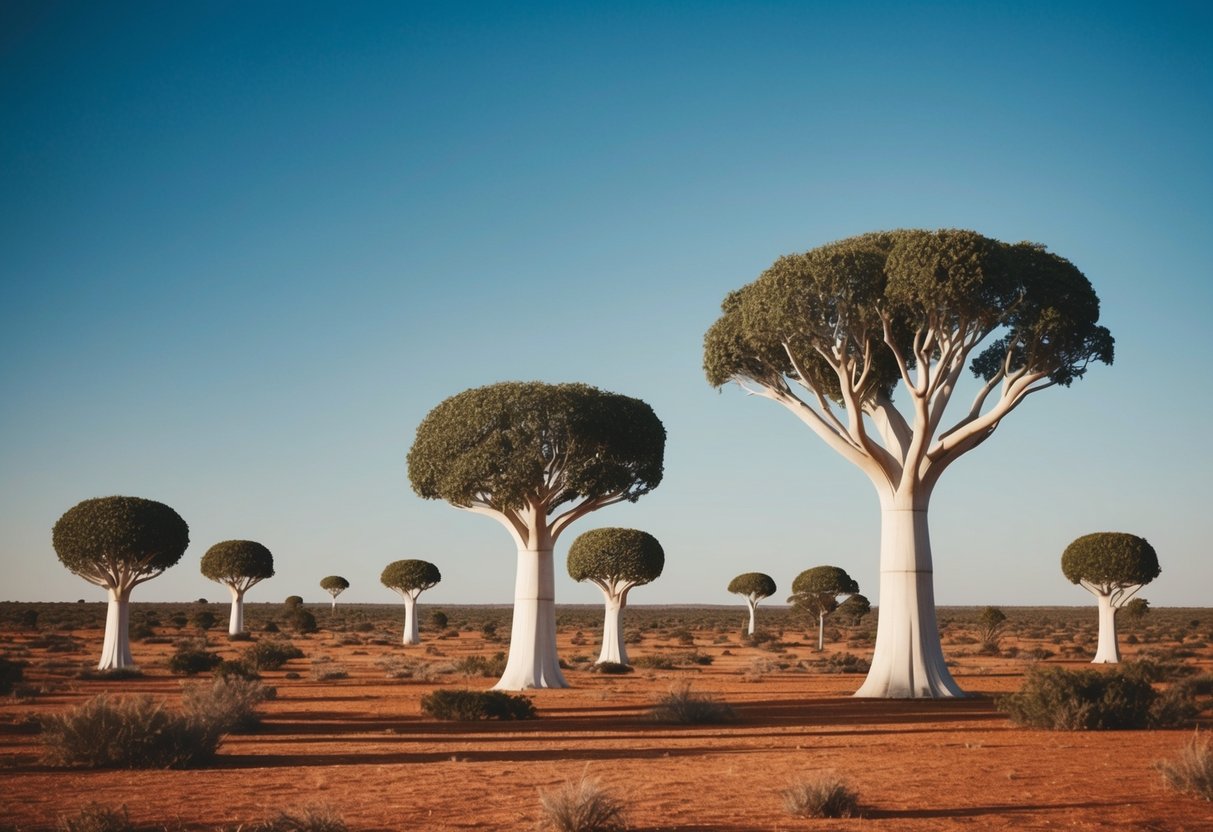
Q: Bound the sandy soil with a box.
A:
[2,616,1211,831]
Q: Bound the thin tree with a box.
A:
[200,540,275,636]
[1061,532,1159,663]
[727,572,776,636]
[380,559,441,645]
[789,566,860,651]
[320,575,350,611]
[704,229,1113,697]
[567,527,665,666]
[408,381,665,689]
[52,496,190,670]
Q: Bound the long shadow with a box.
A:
[213,744,749,768]
[866,799,1128,819]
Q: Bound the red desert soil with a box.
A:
[2,618,1211,832]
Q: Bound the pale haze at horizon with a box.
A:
[2,3,1210,611]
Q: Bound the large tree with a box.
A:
[1062,532,1159,664]
[727,572,776,636]
[52,496,190,670]
[567,527,665,666]
[380,559,441,645]
[788,565,860,651]
[408,381,665,689]
[705,229,1113,697]
[200,540,275,636]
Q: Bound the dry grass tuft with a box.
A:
[781,771,861,818]
[537,775,627,832]
[1157,732,1213,801]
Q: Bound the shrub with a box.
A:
[632,654,675,670]
[782,771,861,819]
[181,675,270,733]
[191,611,217,631]
[999,665,1193,730]
[0,655,26,695]
[243,639,304,671]
[288,609,318,634]
[649,683,736,724]
[311,664,349,681]
[480,620,499,641]
[214,659,260,680]
[128,622,155,642]
[590,661,634,675]
[430,610,449,629]
[57,804,135,832]
[284,596,304,610]
[420,689,536,721]
[538,775,627,832]
[453,652,507,677]
[245,806,348,832]
[1156,732,1213,801]
[168,646,223,676]
[41,694,221,768]
[810,652,871,674]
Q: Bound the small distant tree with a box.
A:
[1123,597,1150,623]
[431,610,449,629]
[727,572,777,636]
[52,496,190,670]
[381,559,442,645]
[191,609,217,633]
[834,593,871,628]
[567,528,665,666]
[200,541,275,636]
[284,595,303,610]
[319,575,350,611]
[789,566,860,651]
[1062,532,1160,663]
[976,606,1008,651]
[407,381,665,689]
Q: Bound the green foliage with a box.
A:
[0,655,26,694]
[999,665,1192,730]
[567,527,664,586]
[407,381,665,512]
[834,593,871,626]
[319,575,349,595]
[190,610,217,631]
[453,652,507,677]
[284,596,303,609]
[430,610,449,629]
[200,540,275,586]
[977,606,1008,647]
[649,683,736,724]
[40,694,221,768]
[288,608,318,633]
[1124,598,1150,621]
[1061,532,1160,589]
[419,689,537,721]
[243,639,304,671]
[168,645,223,676]
[538,775,628,832]
[590,661,634,674]
[1156,732,1213,801]
[52,496,189,584]
[380,559,442,594]
[727,572,776,599]
[782,772,861,819]
[788,566,859,634]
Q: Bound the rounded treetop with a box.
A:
[53,496,190,577]
[791,565,859,596]
[1061,532,1160,587]
[381,559,442,593]
[727,572,776,598]
[320,575,350,591]
[567,528,665,586]
[407,381,665,511]
[200,540,275,583]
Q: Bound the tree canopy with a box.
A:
[407,382,665,541]
[200,541,275,585]
[727,572,776,599]
[52,496,190,585]
[381,559,442,593]
[567,528,664,587]
[790,565,860,597]
[320,575,350,592]
[1062,532,1160,590]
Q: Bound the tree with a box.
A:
[1061,532,1159,663]
[319,575,350,611]
[52,496,190,670]
[380,559,442,645]
[408,381,665,689]
[834,593,871,627]
[1123,597,1150,623]
[567,527,665,666]
[727,572,776,636]
[704,229,1113,698]
[200,540,275,636]
[788,566,860,651]
[976,606,1008,651]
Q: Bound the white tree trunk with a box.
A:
[745,597,757,635]
[817,611,826,651]
[98,587,134,670]
[1091,592,1121,663]
[597,591,628,665]
[227,586,245,636]
[330,598,337,612]
[495,547,567,690]
[401,594,420,645]
[855,505,963,698]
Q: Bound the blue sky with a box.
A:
[2,2,1210,611]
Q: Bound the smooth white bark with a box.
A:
[98,587,134,670]
[596,586,631,665]
[854,506,962,698]
[495,546,567,690]
[745,596,758,635]
[817,612,826,651]
[1092,591,1121,663]
[401,593,420,645]
[227,586,245,636]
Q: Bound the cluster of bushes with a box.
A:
[649,683,735,724]
[999,664,1201,730]
[419,689,536,721]
[453,652,507,677]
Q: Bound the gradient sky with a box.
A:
[2,2,1210,612]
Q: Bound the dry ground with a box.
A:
[1,604,1211,831]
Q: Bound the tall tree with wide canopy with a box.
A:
[408,381,665,689]
[380,559,441,645]
[52,496,190,670]
[200,540,275,636]
[727,572,776,636]
[789,565,860,651]
[320,575,350,611]
[705,229,1113,697]
[1062,532,1159,664]
[567,527,665,666]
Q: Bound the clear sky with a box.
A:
[2,2,1210,611]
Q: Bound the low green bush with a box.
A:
[168,646,223,676]
[419,689,536,721]
[590,661,634,674]
[649,683,736,725]
[999,665,1193,730]
[181,675,271,733]
[243,639,304,671]
[40,694,221,768]
[453,652,507,677]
